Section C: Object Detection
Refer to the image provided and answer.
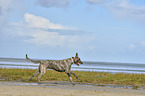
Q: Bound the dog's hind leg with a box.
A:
[38,72,46,83]
[37,65,46,83]
[29,69,39,81]
[70,72,79,79]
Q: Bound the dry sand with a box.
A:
[0,81,145,96]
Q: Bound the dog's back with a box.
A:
[41,58,72,72]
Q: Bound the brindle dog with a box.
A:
[26,53,83,85]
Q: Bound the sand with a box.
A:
[0,81,145,96]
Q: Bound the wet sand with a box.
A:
[0,81,145,96]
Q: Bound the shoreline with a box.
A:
[0,81,145,96]
[0,68,145,89]
[1,57,145,74]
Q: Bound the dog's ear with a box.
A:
[76,53,78,57]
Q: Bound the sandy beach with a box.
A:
[0,81,145,96]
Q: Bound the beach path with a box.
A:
[0,81,145,96]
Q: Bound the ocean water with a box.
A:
[0,58,145,74]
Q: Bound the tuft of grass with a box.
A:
[0,68,145,89]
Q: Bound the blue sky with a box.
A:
[0,0,145,63]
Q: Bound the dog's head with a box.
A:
[73,53,83,66]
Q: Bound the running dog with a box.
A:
[26,53,83,85]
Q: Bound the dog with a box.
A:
[26,53,83,85]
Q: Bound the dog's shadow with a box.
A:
[38,81,76,86]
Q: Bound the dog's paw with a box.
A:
[72,83,75,85]
[38,82,42,84]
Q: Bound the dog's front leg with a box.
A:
[70,72,79,79]
[66,73,75,85]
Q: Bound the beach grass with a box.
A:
[0,68,145,89]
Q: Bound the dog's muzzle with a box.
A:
[76,61,83,66]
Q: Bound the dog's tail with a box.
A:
[26,54,41,64]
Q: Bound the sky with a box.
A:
[0,0,145,63]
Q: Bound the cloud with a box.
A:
[86,0,106,4]
[141,41,145,46]
[0,0,26,33]
[106,0,145,21]
[8,13,71,36]
[24,30,93,49]
[128,44,136,51]
[128,41,145,52]
[9,13,95,49]
[0,7,2,15]
[0,0,24,16]
[35,0,70,8]
[86,0,145,22]
[23,13,68,29]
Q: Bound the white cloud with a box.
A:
[24,13,67,29]
[0,7,2,15]
[141,41,145,47]
[128,44,136,51]
[128,41,145,52]
[86,0,145,22]
[0,0,26,33]
[0,0,14,31]
[106,0,145,21]
[24,30,93,49]
[25,30,65,46]
[86,0,106,4]
[35,0,70,8]
[9,13,95,49]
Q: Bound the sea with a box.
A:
[0,57,145,74]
